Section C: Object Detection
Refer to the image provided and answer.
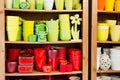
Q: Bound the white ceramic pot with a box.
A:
[5,0,13,8]
[44,0,54,10]
[110,48,120,70]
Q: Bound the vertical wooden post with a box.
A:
[91,0,97,80]
[0,0,5,80]
[82,0,88,80]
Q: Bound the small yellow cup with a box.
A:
[105,20,117,26]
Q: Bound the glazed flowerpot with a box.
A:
[69,76,80,80]
[110,48,120,70]
[97,23,109,41]
[8,49,21,61]
[97,47,101,70]
[42,64,52,73]
[19,56,34,65]
[27,0,35,9]
[105,0,115,11]
[55,0,64,10]
[34,48,46,71]
[44,0,54,10]
[69,49,82,71]
[105,20,117,26]
[58,47,66,60]
[48,49,59,71]
[65,0,72,10]
[36,0,43,10]
[13,0,20,8]
[115,0,120,11]
[23,20,34,31]
[18,65,33,73]
[6,61,18,73]
[5,0,13,8]
[28,34,37,42]
[98,0,106,10]
[60,64,66,72]
[7,31,18,41]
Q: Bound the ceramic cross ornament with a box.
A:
[70,14,82,41]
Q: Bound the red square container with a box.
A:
[19,56,34,65]
[18,65,33,73]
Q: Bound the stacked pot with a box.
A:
[59,14,71,41]
[23,20,34,41]
[6,16,20,41]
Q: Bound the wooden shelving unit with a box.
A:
[91,0,120,80]
[0,0,88,80]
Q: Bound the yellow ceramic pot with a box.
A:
[7,31,18,41]
[27,0,35,9]
[97,23,109,41]
[105,0,115,11]
[55,0,64,10]
[110,30,120,41]
[115,0,120,11]
[105,20,117,26]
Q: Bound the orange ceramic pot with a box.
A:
[98,0,106,10]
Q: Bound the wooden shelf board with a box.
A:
[97,41,120,44]
[5,40,82,44]
[97,70,120,73]
[5,8,82,13]
[98,10,120,14]
[6,71,82,76]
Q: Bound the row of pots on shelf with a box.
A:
[98,0,120,11]
[6,0,81,10]
[6,46,82,73]
[6,14,82,42]
[97,75,120,80]
[6,76,80,80]
[97,46,120,70]
[97,20,120,42]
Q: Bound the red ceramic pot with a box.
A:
[58,47,66,60]
[18,65,33,73]
[48,49,59,71]
[67,64,73,72]
[69,49,82,71]
[34,48,46,71]
[8,48,21,61]
[60,64,66,72]
[43,64,52,73]
[6,61,18,73]
[19,56,34,65]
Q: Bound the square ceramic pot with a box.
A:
[19,56,34,65]
[18,65,33,73]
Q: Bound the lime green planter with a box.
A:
[60,30,71,41]
[36,0,43,10]
[46,19,59,42]
[13,0,20,8]
[65,0,72,10]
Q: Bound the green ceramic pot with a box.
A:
[65,0,72,10]
[36,0,43,10]
[13,0,20,8]
[29,34,37,42]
